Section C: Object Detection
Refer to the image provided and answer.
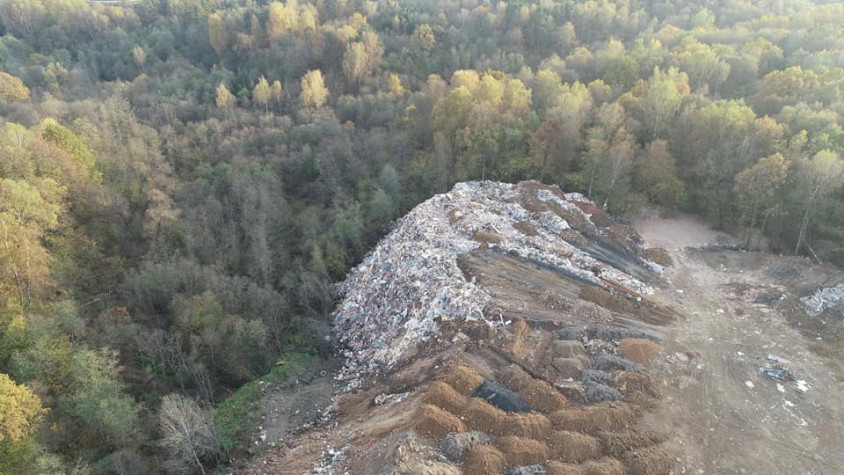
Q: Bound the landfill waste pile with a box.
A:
[333,181,660,386]
[801,284,844,319]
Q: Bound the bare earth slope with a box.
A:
[242,183,844,475]
[636,220,844,474]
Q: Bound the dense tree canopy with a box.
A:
[0,0,842,471]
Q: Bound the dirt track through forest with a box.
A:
[638,220,844,474]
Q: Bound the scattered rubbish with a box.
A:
[801,284,844,319]
[716,309,725,314]
[777,383,785,393]
[592,354,643,373]
[472,380,531,413]
[440,431,494,461]
[745,381,755,389]
[584,381,625,402]
[753,291,784,305]
[760,355,795,381]
[506,465,546,475]
[333,181,655,386]
[795,380,810,393]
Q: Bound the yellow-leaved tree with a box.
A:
[0,373,47,473]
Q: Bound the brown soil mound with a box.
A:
[545,461,584,475]
[441,365,484,396]
[585,402,637,433]
[597,430,666,457]
[507,412,553,439]
[622,446,674,475]
[424,381,468,415]
[546,430,601,463]
[549,407,590,432]
[619,338,663,364]
[462,444,507,475]
[579,287,675,326]
[550,403,637,434]
[581,457,625,475]
[473,229,503,244]
[642,247,673,267]
[493,436,550,467]
[613,371,660,402]
[415,404,466,440]
[505,319,531,356]
[463,397,508,435]
[498,364,569,413]
[514,221,538,236]
[550,340,586,358]
[552,357,586,379]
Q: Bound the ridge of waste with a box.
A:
[332,181,658,387]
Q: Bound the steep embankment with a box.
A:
[242,182,844,475]
[243,181,678,474]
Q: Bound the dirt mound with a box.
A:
[440,431,493,462]
[550,403,636,434]
[613,371,660,401]
[592,354,641,373]
[415,404,466,439]
[642,247,673,267]
[546,430,601,463]
[581,457,625,475]
[499,365,569,413]
[505,319,532,356]
[509,412,553,439]
[552,357,586,378]
[549,407,590,432]
[424,381,468,414]
[584,381,624,403]
[463,397,509,435]
[463,444,507,475]
[545,461,584,475]
[597,430,666,457]
[474,229,504,244]
[550,340,587,358]
[494,436,550,467]
[406,460,461,475]
[441,365,484,396]
[622,446,674,475]
[619,338,663,364]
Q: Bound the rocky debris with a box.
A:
[759,355,795,381]
[506,465,546,475]
[581,370,614,386]
[584,381,625,403]
[801,284,844,319]
[592,354,642,373]
[333,181,655,386]
[440,431,494,462]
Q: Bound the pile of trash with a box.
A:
[333,181,658,386]
[801,284,844,319]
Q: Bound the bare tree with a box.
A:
[159,394,222,475]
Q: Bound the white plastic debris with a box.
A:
[332,181,655,386]
[745,381,755,389]
[801,284,844,317]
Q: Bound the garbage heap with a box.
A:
[333,181,658,386]
[802,284,844,319]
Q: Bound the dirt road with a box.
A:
[638,220,844,474]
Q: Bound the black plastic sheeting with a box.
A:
[471,380,532,413]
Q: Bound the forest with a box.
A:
[0,0,842,472]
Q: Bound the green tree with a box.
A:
[734,153,790,248]
[794,150,844,255]
[637,67,690,140]
[0,373,45,474]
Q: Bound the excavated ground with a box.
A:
[241,189,844,475]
